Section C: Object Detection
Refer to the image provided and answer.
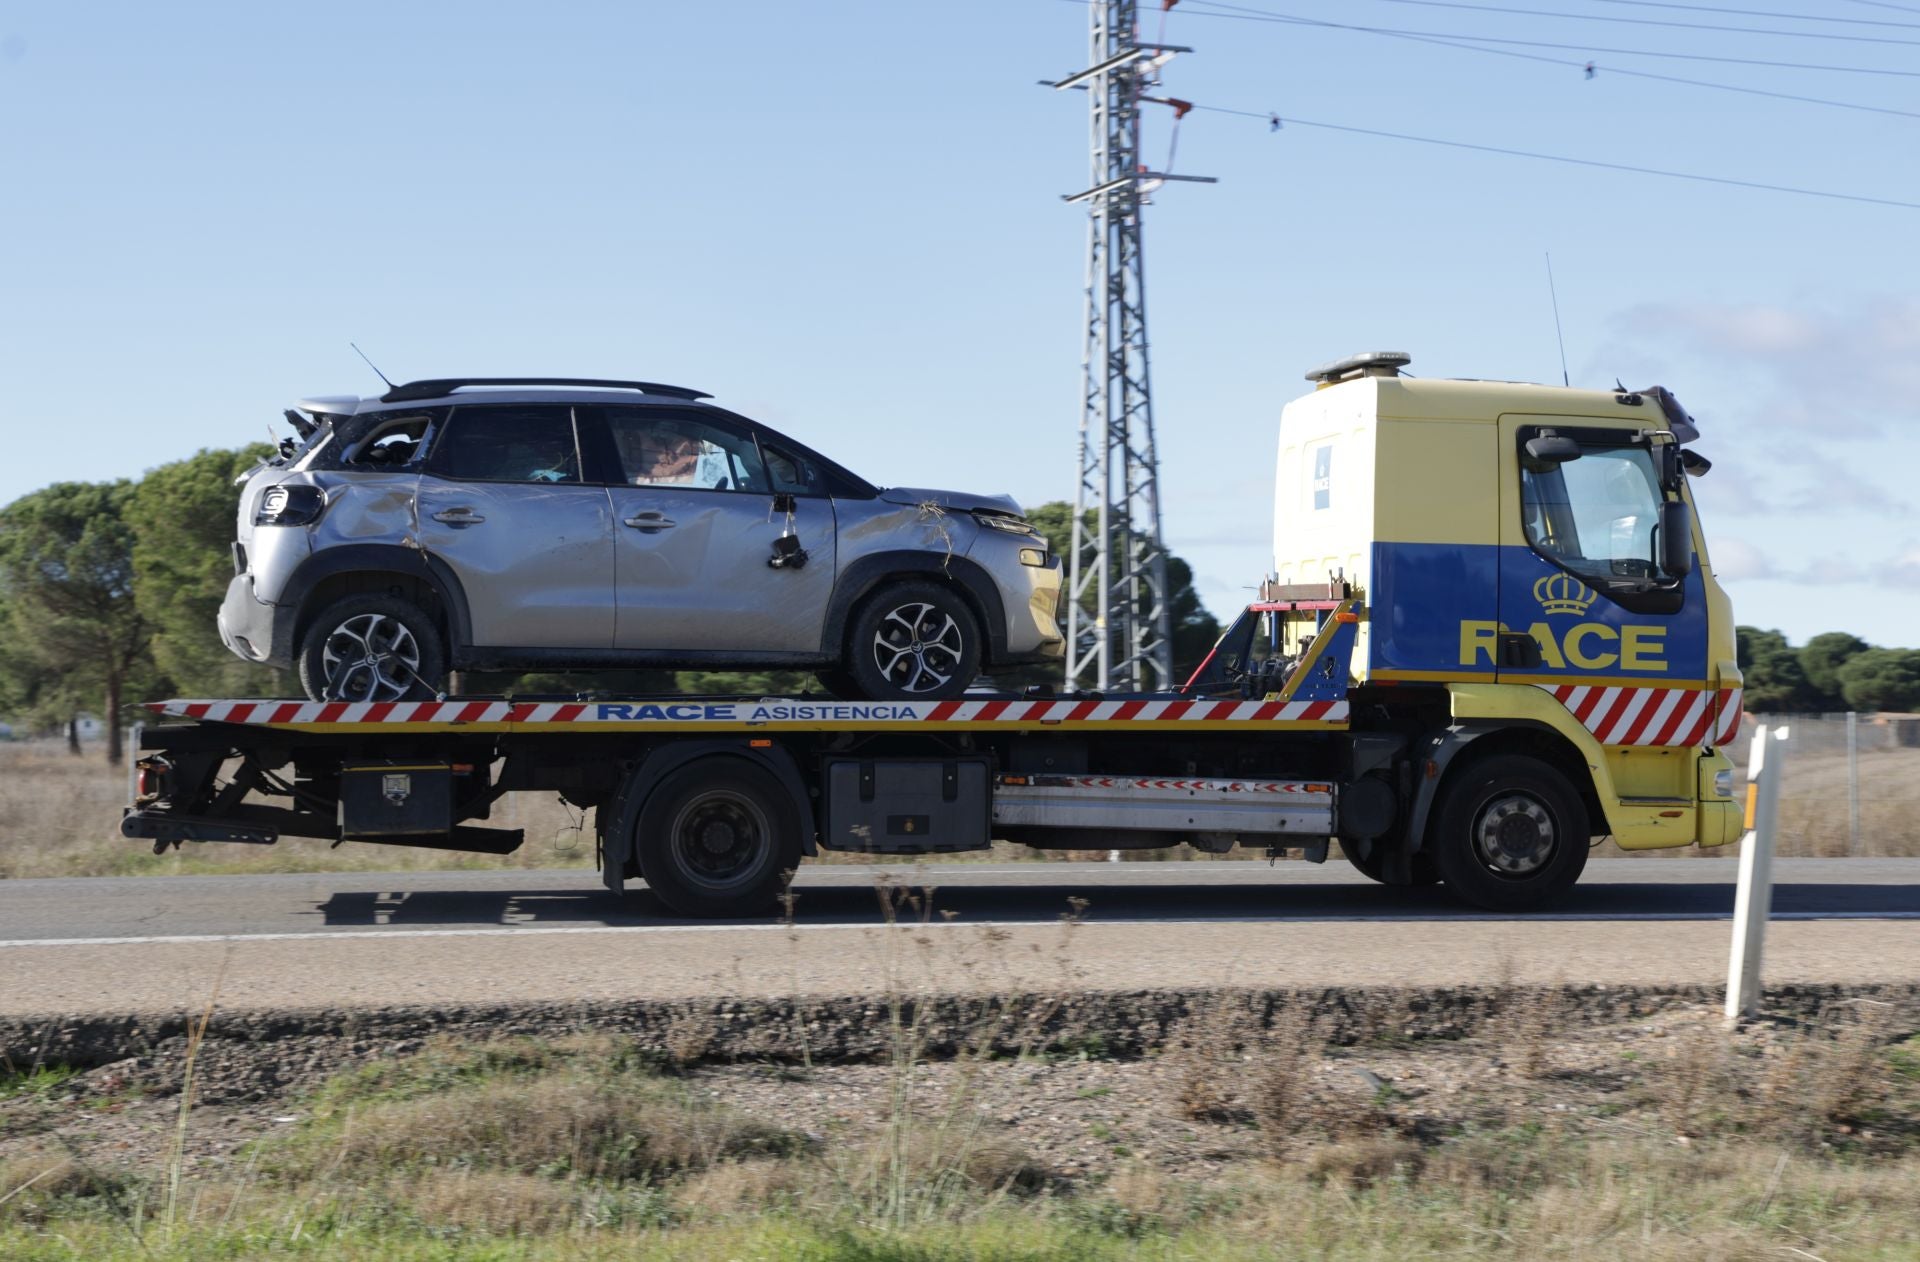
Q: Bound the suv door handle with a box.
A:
[431,507,486,526]
[624,513,677,532]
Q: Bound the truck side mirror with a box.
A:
[1660,499,1693,578]
[1657,442,1684,492]
[1524,435,1582,466]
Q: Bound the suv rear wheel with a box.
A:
[844,582,981,701]
[297,594,446,702]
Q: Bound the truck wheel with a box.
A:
[1429,755,1589,912]
[296,595,446,702]
[635,758,801,917]
[843,582,982,701]
[1340,842,1440,887]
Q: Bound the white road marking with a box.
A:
[2,909,1917,948]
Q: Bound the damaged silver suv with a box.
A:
[221,377,1063,701]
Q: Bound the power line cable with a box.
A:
[1189,102,1920,209]
[1332,0,1920,45]
[1180,0,1920,119]
[1578,0,1920,31]
[1841,0,1920,14]
[1153,2,1920,77]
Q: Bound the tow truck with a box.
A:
[123,353,1744,915]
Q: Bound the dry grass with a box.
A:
[273,1034,806,1184]
[0,739,595,878]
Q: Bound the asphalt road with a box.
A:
[2,859,1915,1017]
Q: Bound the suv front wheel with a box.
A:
[297,595,447,702]
[844,582,981,701]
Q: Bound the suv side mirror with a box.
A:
[1659,499,1693,578]
[1524,435,1582,466]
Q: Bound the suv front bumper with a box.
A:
[999,553,1065,664]
[218,574,299,671]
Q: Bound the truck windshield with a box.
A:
[1521,443,1665,585]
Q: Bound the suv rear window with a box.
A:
[429,406,582,484]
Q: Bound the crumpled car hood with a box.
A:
[878,486,1025,517]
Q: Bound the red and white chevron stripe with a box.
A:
[143,696,1350,728]
[1539,684,1744,748]
[149,699,529,725]
[918,697,1345,724]
[1026,777,1327,793]
[1714,686,1743,746]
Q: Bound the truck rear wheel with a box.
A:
[1341,841,1439,887]
[634,758,801,918]
[1429,755,1589,912]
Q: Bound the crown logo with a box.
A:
[1533,572,1596,616]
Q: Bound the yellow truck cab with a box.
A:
[1274,351,1743,880]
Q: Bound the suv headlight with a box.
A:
[974,511,1040,537]
[255,484,327,527]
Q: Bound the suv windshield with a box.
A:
[1521,440,1665,586]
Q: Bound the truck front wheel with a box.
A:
[1429,755,1589,912]
[635,758,801,918]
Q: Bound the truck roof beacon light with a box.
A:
[1305,352,1412,385]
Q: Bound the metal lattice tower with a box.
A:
[1054,2,1212,692]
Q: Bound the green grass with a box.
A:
[0,1064,80,1100]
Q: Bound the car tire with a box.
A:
[634,758,801,918]
[843,581,982,701]
[1428,754,1590,912]
[296,594,446,703]
[1340,841,1440,887]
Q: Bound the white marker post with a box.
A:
[1725,723,1789,1026]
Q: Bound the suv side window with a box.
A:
[760,440,823,496]
[345,414,435,469]
[428,406,582,484]
[602,407,766,492]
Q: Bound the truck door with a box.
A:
[1496,415,1709,740]
[589,406,836,653]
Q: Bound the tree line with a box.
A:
[0,449,1222,762]
[1736,627,1920,715]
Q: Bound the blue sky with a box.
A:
[2,0,1916,646]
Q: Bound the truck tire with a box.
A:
[634,758,801,917]
[297,594,446,702]
[1341,841,1440,887]
[1428,755,1589,912]
[843,582,982,701]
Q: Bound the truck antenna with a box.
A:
[1544,253,1570,388]
[350,342,396,392]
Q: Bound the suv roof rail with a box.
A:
[379,377,713,403]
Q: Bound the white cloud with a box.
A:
[1599,295,1920,439]
[1708,536,1775,582]
[1888,544,1920,591]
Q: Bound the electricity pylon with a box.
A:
[1053,0,1213,691]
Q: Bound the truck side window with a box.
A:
[1519,428,1687,615]
[1521,443,1664,584]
